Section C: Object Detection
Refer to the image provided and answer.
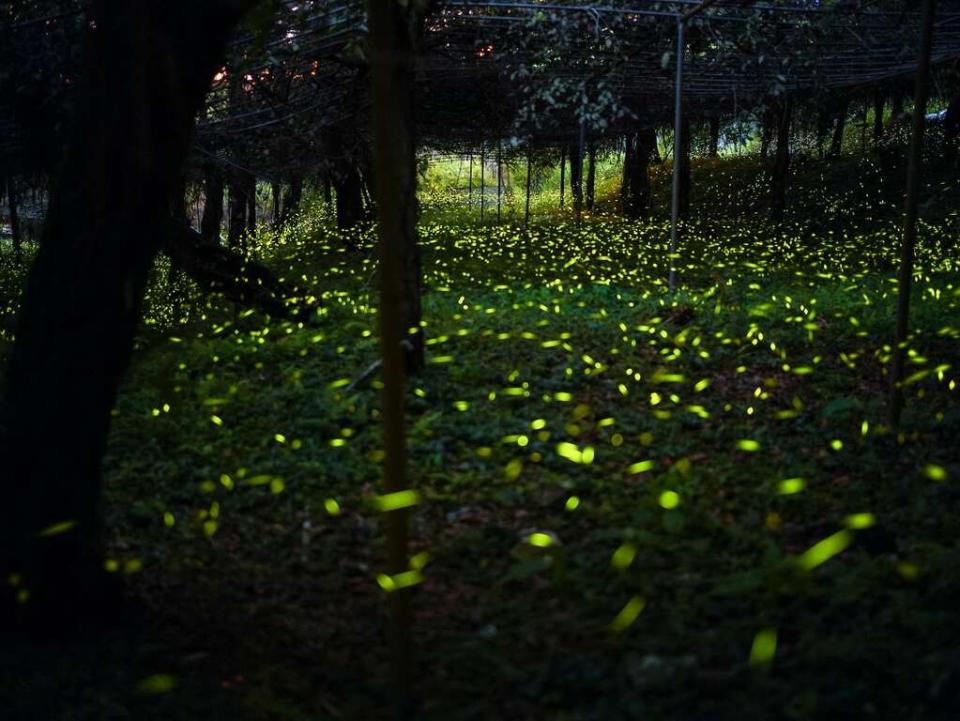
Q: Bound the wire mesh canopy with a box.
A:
[3,0,960,176]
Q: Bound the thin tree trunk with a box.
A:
[227,176,247,249]
[367,0,425,709]
[323,174,332,205]
[281,175,303,227]
[7,177,22,263]
[569,139,583,222]
[619,134,632,213]
[709,116,720,157]
[621,128,655,219]
[271,182,281,228]
[874,89,885,146]
[245,175,257,234]
[891,0,937,429]
[860,99,868,151]
[559,145,566,208]
[335,165,364,229]
[760,108,773,160]
[200,166,224,245]
[892,87,906,118]
[0,0,251,628]
[769,98,793,223]
[585,142,597,212]
[830,98,849,157]
[816,108,830,159]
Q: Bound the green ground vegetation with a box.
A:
[1,148,959,720]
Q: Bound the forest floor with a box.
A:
[3,153,960,720]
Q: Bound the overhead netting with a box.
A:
[3,0,960,176]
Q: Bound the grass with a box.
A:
[3,150,960,720]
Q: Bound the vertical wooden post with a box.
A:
[890,0,938,430]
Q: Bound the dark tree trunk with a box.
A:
[166,222,295,318]
[709,116,720,157]
[227,175,247,249]
[335,165,365,229]
[760,108,773,160]
[890,0,937,428]
[816,107,830,158]
[558,145,566,208]
[873,90,885,146]
[200,166,224,245]
[367,0,426,707]
[678,118,691,219]
[281,175,304,226]
[245,175,257,234]
[170,175,188,226]
[619,135,632,212]
[769,98,793,223]
[323,173,332,205]
[6,177,22,262]
[0,0,250,628]
[892,87,906,118]
[568,140,583,218]
[167,176,188,288]
[585,142,597,212]
[621,128,656,219]
[830,98,849,157]
[860,99,868,151]
[271,181,281,228]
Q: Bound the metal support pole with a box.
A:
[468,153,473,208]
[480,142,485,223]
[497,139,502,223]
[525,145,532,227]
[669,16,684,291]
[559,145,566,208]
[577,118,586,226]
